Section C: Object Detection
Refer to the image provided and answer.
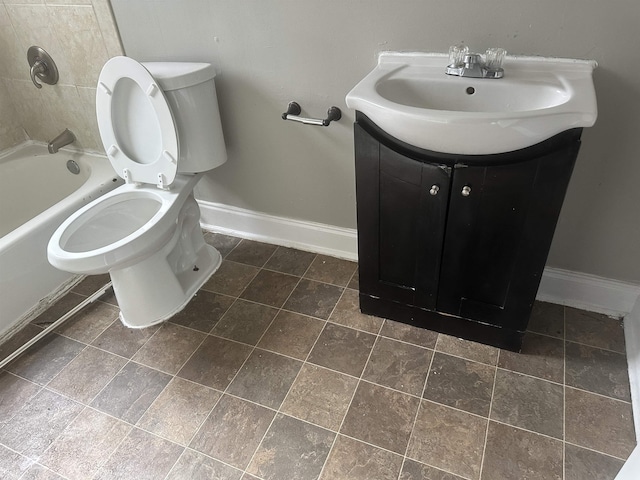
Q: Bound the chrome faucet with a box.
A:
[446,45,506,79]
[48,128,76,154]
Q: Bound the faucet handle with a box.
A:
[448,44,469,66]
[485,48,506,70]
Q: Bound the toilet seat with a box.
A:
[48,175,201,275]
[96,56,179,188]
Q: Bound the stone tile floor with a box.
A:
[0,233,636,480]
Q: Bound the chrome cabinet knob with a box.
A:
[429,185,440,196]
[461,185,472,197]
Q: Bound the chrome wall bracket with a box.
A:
[27,46,59,89]
[282,101,342,127]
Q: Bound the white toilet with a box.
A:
[48,56,227,328]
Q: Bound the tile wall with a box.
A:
[0,0,122,152]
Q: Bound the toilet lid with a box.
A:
[96,56,178,188]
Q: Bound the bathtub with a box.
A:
[0,142,121,341]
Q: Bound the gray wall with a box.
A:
[110,0,640,284]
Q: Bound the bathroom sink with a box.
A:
[346,52,597,155]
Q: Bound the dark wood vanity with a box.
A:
[354,112,582,351]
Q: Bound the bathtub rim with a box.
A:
[0,141,121,248]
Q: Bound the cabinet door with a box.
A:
[437,141,579,329]
[355,124,450,308]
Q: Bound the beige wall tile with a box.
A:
[5,3,71,85]
[92,0,124,58]
[0,79,27,150]
[1,0,120,146]
[49,4,110,87]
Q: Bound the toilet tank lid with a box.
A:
[141,62,216,91]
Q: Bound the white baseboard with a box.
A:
[198,200,358,261]
[537,267,640,318]
[198,200,640,317]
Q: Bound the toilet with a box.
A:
[47,56,227,328]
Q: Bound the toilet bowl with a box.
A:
[47,56,227,328]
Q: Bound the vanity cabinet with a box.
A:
[354,113,582,351]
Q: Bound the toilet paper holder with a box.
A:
[282,101,341,127]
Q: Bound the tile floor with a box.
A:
[0,233,636,480]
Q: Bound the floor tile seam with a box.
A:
[478,350,500,480]
[402,452,475,480]
[335,431,407,459]
[526,329,564,341]
[189,300,277,470]
[315,325,383,480]
[235,253,301,308]
[563,307,567,480]
[219,294,328,324]
[494,366,565,388]
[301,253,357,289]
[179,383,226,450]
[137,325,212,378]
[564,383,633,404]
[562,439,631,462]
[3,367,54,389]
[41,388,137,430]
[376,328,437,351]
[0,439,29,459]
[162,446,245,480]
[205,269,313,351]
[166,291,237,331]
[564,337,628,356]
[38,407,130,480]
[23,462,74,480]
[83,342,142,364]
[301,274,353,290]
[240,264,334,474]
[91,416,185,480]
[430,347,498,369]
[32,402,88,475]
[347,269,359,289]
[397,339,438,480]
[419,396,492,423]
[222,238,244,260]
[52,309,119,346]
[199,261,261,299]
[63,352,132,410]
[487,417,565,443]
[0,368,42,393]
[324,315,380,337]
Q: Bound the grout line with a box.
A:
[239,254,324,476]
[563,439,632,462]
[563,305,567,480]
[563,337,628,356]
[397,336,438,480]
[315,319,384,480]
[478,350,500,479]
[528,328,627,357]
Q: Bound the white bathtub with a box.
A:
[0,142,121,341]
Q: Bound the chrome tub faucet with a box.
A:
[48,128,76,154]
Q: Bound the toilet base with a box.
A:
[114,244,221,328]
[109,195,222,328]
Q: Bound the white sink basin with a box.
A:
[346,52,598,155]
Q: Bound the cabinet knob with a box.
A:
[429,185,440,196]
[461,185,472,197]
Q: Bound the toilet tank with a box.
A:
[142,62,227,173]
